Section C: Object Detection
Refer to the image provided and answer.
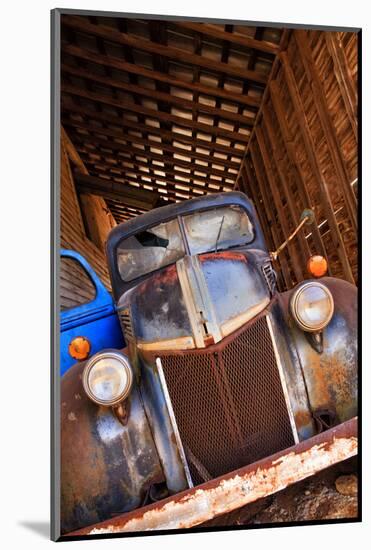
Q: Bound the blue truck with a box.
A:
[60,249,124,376]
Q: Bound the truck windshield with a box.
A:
[182,205,254,255]
[117,218,185,282]
[116,205,254,282]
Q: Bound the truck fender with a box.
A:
[60,357,164,534]
[278,277,357,426]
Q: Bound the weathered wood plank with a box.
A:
[255,126,304,283]
[82,162,229,196]
[60,137,112,294]
[173,22,279,54]
[61,63,256,127]
[63,119,241,168]
[62,102,246,155]
[271,69,354,283]
[250,141,292,288]
[74,172,162,209]
[62,43,261,108]
[75,144,235,186]
[266,77,328,266]
[62,15,269,84]
[62,83,251,144]
[261,106,312,262]
[294,30,357,234]
[241,162,276,253]
[325,32,357,141]
[70,132,238,179]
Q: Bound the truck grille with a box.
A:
[158,315,295,486]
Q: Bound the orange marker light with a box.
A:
[307,255,328,278]
[69,336,91,361]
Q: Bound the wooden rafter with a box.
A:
[62,105,245,155]
[62,43,261,108]
[62,15,269,83]
[172,22,280,54]
[62,84,252,143]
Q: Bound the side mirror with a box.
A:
[300,208,315,226]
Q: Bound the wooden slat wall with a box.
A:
[60,256,96,310]
[236,29,358,289]
[60,135,112,293]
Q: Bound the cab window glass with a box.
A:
[60,257,96,311]
[182,205,254,255]
[117,218,185,282]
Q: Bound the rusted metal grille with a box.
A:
[159,316,295,485]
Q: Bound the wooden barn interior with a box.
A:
[59,14,358,306]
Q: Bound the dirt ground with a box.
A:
[249,458,358,524]
[201,457,358,528]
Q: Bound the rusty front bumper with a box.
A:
[68,417,357,536]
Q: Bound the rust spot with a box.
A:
[137,264,179,295]
[199,251,247,263]
[203,334,215,346]
[294,409,313,431]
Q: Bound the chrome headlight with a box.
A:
[290,282,334,332]
[82,350,133,406]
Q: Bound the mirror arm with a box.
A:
[270,216,309,261]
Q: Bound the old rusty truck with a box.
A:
[60,191,357,536]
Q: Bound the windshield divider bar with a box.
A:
[177,215,191,256]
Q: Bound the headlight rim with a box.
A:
[82,349,133,407]
[290,281,334,333]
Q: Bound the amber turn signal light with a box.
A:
[69,336,91,361]
[307,255,328,278]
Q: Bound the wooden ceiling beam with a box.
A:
[62,84,251,143]
[76,146,233,187]
[107,202,147,215]
[74,172,163,209]
[86,166,185,200]
[87,168,201,200]
[62,15,268,84]
[201,25,235,188]
[64,120,241,168]
[86,172,179,200]
[62,43,261,108]
[62,62,256,127]
[70,132,239,178]
[107,208,144,221]
[172,22,280,54]
[84,161,228,195]
[62,104,245,155]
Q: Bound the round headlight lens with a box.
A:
[82,351,133,406]
[290,282,334,332]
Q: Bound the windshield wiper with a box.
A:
[215,215,225,253]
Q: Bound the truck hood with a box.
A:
[117,249,272,351]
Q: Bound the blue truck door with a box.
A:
[60,249,124,376]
